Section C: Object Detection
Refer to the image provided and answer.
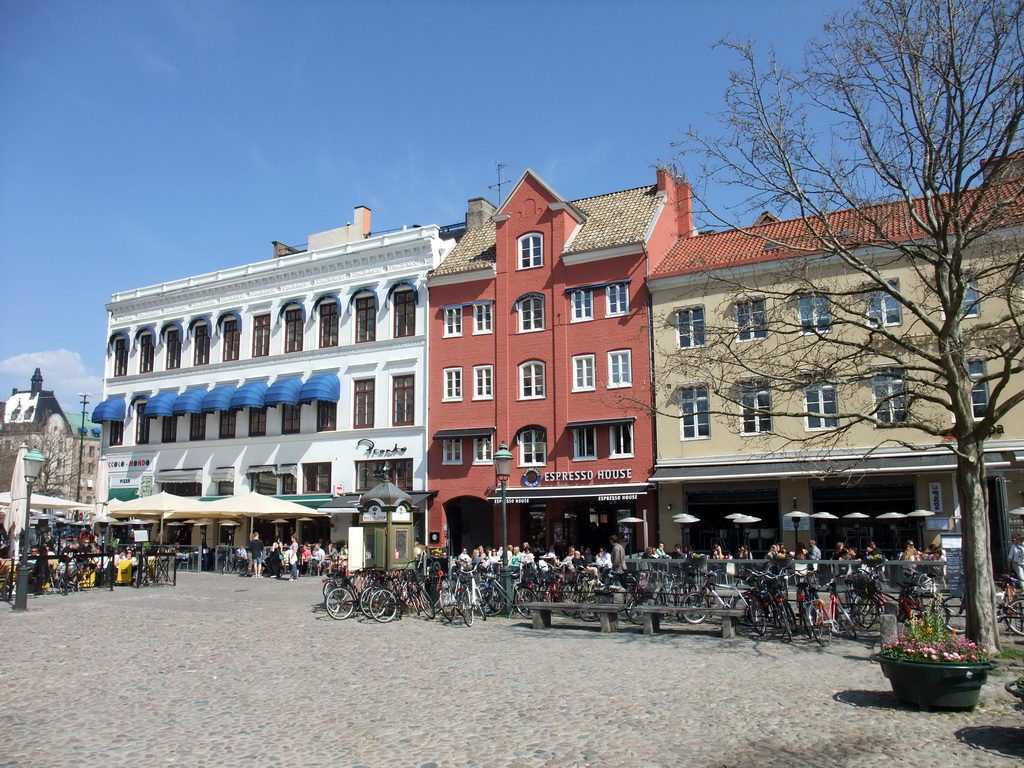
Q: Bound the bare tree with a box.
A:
[671,0,1024,650]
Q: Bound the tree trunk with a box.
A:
[958,438,1000,652]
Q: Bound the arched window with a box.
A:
[519,361,546,400]
[516,425,547,466]
[515,293,545,332]
[353,291,377,343]
[109,332,129,377]
[518,233,543,269]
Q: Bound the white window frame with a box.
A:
[572,355,596,392]
[872,370,907,424]
[473,365,493,400]
[519,429,547,466]
[518,296,544,332]
[519,361,546,400]
[443,307,463,337]
[740,380,773,434]
[519,233,543,269]
[442,439,463,465]
[571,289,594,322]
[677,307,706,349]
[969,360,988,419]
[473,436,493,464]
[736,299,768,341]
[964,277,981,318]
[608,350,632,389]
[573,427,597,461]
[798,295,832,334]
[609,422,634,458]
[443,367,463,401]
[867,281,902,327]
[804,383,838,430]
[679,386,710,440]
[606,283,629,316]
[474,303,493,334]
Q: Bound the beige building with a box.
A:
[647,195,1024,564]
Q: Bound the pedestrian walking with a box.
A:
[248,532,265,578]
[289,535,300,580]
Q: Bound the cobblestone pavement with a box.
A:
[0,573,1022,768]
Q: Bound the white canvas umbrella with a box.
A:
[0,490,90,511]
[202,491,326,539]
[108,492,209,517]
[3,445,28,555]
[810,511,840,519]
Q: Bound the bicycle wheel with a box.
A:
[325,586,356,620]
[941,596,966,634]
[438,589,457,623]
[749,599,768,637]
[679,591,709,624]
[808,601,831,646]
[833,601,858,640]
[626,594,654,625]
[483,587,508,617]
[459,591,474,627]
[512,586,535,617]
[853,597,881,630]
[369,588,399,623]
[775,599,794,642]
[1005,598,1024,635]
[414,585,437,619]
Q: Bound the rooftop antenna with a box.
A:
[488,162,515,204]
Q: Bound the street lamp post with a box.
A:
[75,393,90,502]
[493,442,513,600]
[14,448,46,611]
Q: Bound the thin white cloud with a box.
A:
[0,350,104,415]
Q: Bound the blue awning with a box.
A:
[143,391,178,418]
[348,286,378,308]
[92,396,127,423]
[132,326,155,349]
[277,300,306,322]
[231,382,268,410]
[312,293,340,311]
[172,388,208,415]
[265,377,304,407]
[514,292,545,310]
[202,384,238,412]
[160,321,183,342]
[187,316,211,339]
[386,280,419,304]
[107,330,129,351]
[216,311,242,333]
[299,374,340,404]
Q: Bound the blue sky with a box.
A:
[0,0,849,412]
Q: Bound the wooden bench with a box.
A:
[632,604,746,638]
[527,601,623,633]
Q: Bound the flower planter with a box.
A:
[870,653,993,711]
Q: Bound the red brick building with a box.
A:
[426,168,692,555]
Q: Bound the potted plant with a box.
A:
[871,602,993,711]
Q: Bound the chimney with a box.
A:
[30,368,43,395]
[353,206,372,239]
[272,241,301,259]
[658,167,695,238]
[466,197,497,230]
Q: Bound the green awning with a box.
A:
[108,488,139,502]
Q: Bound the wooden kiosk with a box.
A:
[358,474,416,570]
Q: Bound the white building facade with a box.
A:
[93,208,453,545]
